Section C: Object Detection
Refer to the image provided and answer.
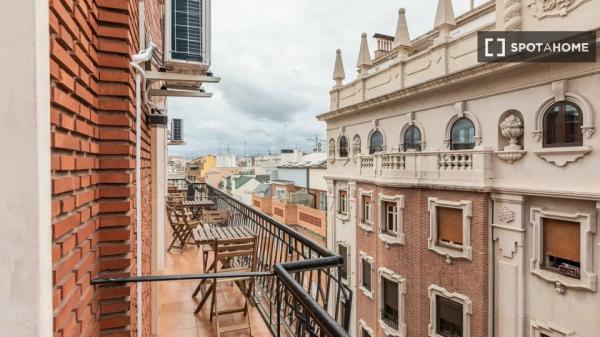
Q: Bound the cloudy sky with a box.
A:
[168,0,487,158]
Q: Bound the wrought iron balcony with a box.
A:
[93,179,352,337]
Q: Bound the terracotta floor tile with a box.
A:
[158,234,271,337]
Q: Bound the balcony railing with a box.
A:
[94,179,352,337]
[342,149,494,189]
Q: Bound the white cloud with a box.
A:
[167,0,487,158]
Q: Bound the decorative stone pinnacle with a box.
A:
[332,49,346,86]
[393,7,412,49]
[357,32,372,72]
[434,0,456,28]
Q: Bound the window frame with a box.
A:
[378,267,406,337]
[369,130,385,154]
[339,135,349,158]
[450,117,476,151]
[358,320,374,337]
[378,194,405,246]
[427,198,473,260]
[530,207,596,292]
[337,241,351,285]
[338,189,348,215]
[542,101,583,148]
[402,125,422,152]
[358,190,374,232]
[428,284,472,337]
[358,252,374,298]
[529,319,576,337]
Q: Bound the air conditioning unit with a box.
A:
[164,0,211,68]
[171,118,184,142]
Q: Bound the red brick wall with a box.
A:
[354,184,489,337]
[50,0,154,336]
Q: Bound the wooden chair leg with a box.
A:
[194,282,213,315]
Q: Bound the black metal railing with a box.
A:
[94,179,352,337]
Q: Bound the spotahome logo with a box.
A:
[477,31,596,63]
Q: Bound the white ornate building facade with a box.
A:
[319,1,599,337]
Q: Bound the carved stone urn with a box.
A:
[496,114,526,163]
[500,114,524,151]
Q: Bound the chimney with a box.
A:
[332,49,346,88]
[356,33,372,78]
[373,34,394,59]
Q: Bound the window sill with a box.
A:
[379,233,405,247]
[530,264,596,292]
[427,241,472,260]
[533,146,591,167]
[359,286,373,299]
[336,213,349,222]
[359,222,373,233]
[378,319,403,337]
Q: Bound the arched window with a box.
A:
[403,125,422,152]
[451,118,475,150]
[369,130,384,154]
[543,102,583,148]
[339,136,349,158]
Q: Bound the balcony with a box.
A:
[329,149,494,190]
[253,193,327,246]
[94,179,351,337]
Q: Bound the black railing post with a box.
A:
[276,280,281,337]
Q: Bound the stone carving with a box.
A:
[582,125,594,139]
[504,0,523,31]
[501,115,524,148]
[528,0,591,19]
[497,114,526,163]
[498,206,515,223]
[328,139,335,160]
[353,135,361,156]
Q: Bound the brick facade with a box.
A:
[354,184,489,337]
[50,0,154,336]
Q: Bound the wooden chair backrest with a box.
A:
[168,186,178,193]
[210,237,257,273]
[202,210,229,225]
[166,204,187,225]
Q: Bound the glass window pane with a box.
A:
[370,131,384,154]
[437,297,463,337]
[451,118,475,150]
[404,126,421,151]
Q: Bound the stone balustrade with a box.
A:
[333,149,494,190]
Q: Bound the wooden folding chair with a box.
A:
[166,204,201,251]
[194,237,257,337]
[199,210,230,270]
[202,210,229,225]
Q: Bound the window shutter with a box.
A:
[543,218,580,262]
[437,207,463,245]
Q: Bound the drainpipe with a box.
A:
[131,42,156,337]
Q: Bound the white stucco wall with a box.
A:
[0,0,52,336]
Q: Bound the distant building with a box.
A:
[252,152,328,248]
[185,155,216,181]
[321,1,600,337]
[220,174,271,204]
[216,154,237,168]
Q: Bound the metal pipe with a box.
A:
[91,271,274,285]
[130,42,155,337]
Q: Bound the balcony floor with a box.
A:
[158,245,272,337]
